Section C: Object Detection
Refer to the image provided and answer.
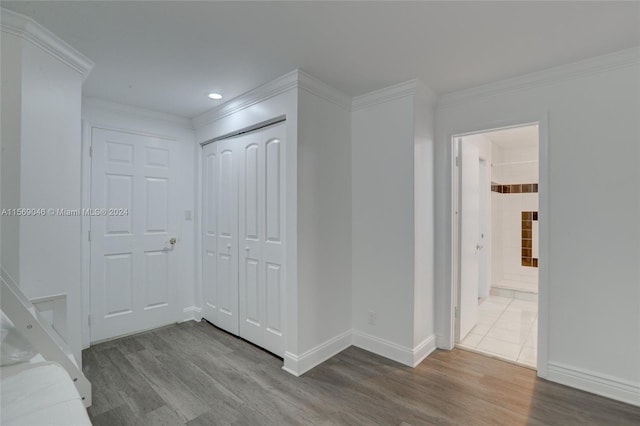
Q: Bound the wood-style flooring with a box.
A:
[82,321,640,425]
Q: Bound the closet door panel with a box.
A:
[260,125,285,355]
[215,137,239,335]
[239,133,264,347]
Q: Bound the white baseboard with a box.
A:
[282,330,352,377]
[412,335,437,367]
[352,330,436,367]
[547,362,640,407]
[181,306,202,322]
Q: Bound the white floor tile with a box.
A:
[492,318,533,334]
[518,345,537,367]
[460,295,539,369]
[485,326,530,345]
[470,324,491,335]
[476,336,521,361]
[460,333,484,348]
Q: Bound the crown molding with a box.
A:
[438,47,640,110]
[0,8,94,80]
[192,70,299,128]
[297,70,352,110]
[192,69,352,129]
[83,97,194,130]
[352,78,437,111]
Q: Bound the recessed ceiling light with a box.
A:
[208,92,223,100]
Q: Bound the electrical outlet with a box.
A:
[367,310,377,325]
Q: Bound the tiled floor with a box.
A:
[458,295,538,368]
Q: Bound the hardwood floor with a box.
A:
[82,321,640,425]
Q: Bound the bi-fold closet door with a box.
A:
[202,123,285,356]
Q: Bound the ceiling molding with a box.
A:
[0,7,94,80]
[83,97,194,130]
[438,47,640,110]
[192,69,352,128]
[192,70,299,128]
[297,70,352,110]
[352,79,437,111]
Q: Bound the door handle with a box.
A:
[244,246,250,251]
[169,237,177,246]
[226,244,232,250]
[476,244,483,251]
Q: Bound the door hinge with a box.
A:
[456,156,460,166]
[88,230,91,242]
[89,145,93,157]
[455,306,459,318]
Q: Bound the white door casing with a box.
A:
[458,140,480,341]
[90,128,180,342]
[201,142,218,324]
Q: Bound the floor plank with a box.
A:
[82,321,640,425]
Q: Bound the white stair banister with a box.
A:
[0,267,92,407]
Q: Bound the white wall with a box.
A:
[413,85,437,356]
[492,144,539,287]
[352,95,415,349]
[81,97,197,347]
[0,9,94,364]
[297,88,352,355]
[435,50,640,404]
[0,31,23,283]
[351,81,437,365]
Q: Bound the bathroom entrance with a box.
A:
[453,124,539,369]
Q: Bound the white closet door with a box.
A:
[238,131,264,347]
[90,128,180,342]
[213,136,240,335]
[201,142,218,323]
[239,124,285,356]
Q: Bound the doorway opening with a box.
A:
[453,124,539,369]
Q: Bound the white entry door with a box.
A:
[458,140,480,341]
[238,125,285,356]
[90,128,180,342]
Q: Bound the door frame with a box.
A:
[81,120,185,347]
[449,116,549,377]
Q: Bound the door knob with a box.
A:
[245,246,250,251]
[476,244,483,250]
[226,244,231,250]
[169,237,177,245]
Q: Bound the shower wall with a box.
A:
[491,143,539,290]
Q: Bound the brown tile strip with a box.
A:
[491,183,538,194]
[521,211,538,268]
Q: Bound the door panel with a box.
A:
[238,125,285,355]
[212,136,240,335]
[458,141,480,341]
[239,132,264,347]
[91,128,180,342]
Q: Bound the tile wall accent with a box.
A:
[491,183,538,194]
[522,211,538,268]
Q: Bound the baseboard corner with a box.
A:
[281,330,352,377]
